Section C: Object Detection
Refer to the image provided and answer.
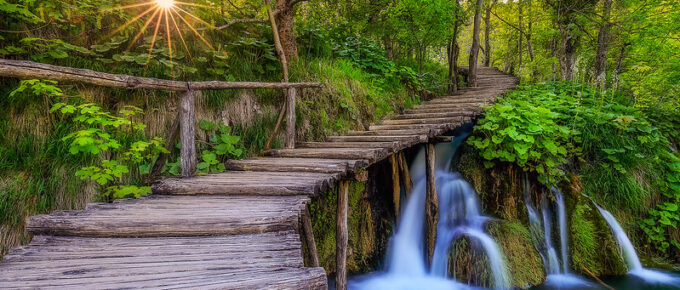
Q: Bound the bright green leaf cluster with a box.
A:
[196,120,244,174]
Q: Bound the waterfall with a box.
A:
[351,134,510,289]
[522,175,594,287]
[594,203,679,284]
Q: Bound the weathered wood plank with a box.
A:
[180,90,197,177]
[298,141,402,152]
[226,157,353,174]
[286,87,297,149]
[0,59,322,91]
[381,116,467,125]
[26,196,310,237]
[269,148,389,162]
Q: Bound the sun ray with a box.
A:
[170,7,214,50]
[168,8,193,61]
[102,1,155,12]
[125,8,162,52]
[146,10,164,65]
[174,1,214,9]
[164,9,174,76]
[173,5,216,29]
[103,5,157,40]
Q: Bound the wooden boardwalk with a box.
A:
[0,67,517,289]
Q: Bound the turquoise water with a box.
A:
[530,271,680,290]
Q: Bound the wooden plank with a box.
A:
[180,90,197,177]
[425,143,438,265]
[269,148,388,162]
[226,157,352,174]
[26,196,310,237]
[394,111,479,120]
[326,135,421,144]
[350,128,436,136]
[286,87,297,149]
[381,116,467,125]
[298,141,401,152]
[336,180,349,290]
[404,106,483,114]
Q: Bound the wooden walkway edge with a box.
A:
[0,67,517,289]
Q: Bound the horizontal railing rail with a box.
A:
[0,58,322,177]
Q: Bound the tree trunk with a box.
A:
[518,0,523,74]
[613,43,628,91]
[594,0,613,88]
[448,0,462,94]
[483,1,493,67]
[275,0,298,59]
[558,22,577,81]
[468,0,485,87]
[526,0,535,60]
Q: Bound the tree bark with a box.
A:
[518,0,523,74]
[558,23,577,81]
[594,0,613,88]
[613,43,628,91]
[526,0,535,61]
[468,0,485,87]
[425,143,438,264]
[483,0,495,67]
[274,0,299,59]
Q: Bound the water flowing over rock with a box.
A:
[351,135,510,289]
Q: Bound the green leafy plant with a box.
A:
[196,120,243,174]
[50,102,167,200]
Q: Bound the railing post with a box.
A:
[286,87,296,149]
[425,143,438,264]
[336,180,349,290]
[180,89,197,177]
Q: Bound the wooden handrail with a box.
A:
[0,59,322,90]
[0,58,321,178]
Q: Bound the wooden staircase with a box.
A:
[0,67,518,289]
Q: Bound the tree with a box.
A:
[544,0,597,80]
[483,0,498,67]
[469,0,486,87]
[594,0,613,88]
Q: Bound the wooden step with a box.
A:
[326,135,424,145]
[225,157,364,174]
[348,128,436,136]
[0,232,327,289]
[298,141,402,152]
[153,171,339,196]
[269,147,388,162]
[26,195,310,237]
[394,111,478,120]
[381,116,469,125]
[404,106,484,114]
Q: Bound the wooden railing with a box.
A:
[0,58,322,177]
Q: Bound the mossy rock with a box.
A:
[487,220,546,288]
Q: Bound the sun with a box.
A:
[155,0,175,9]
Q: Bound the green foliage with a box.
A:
[470,82,680,256]
[196,120,243,174]
[640,157,680,254]
[50,101,167,200]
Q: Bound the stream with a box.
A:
[346,130,680,289]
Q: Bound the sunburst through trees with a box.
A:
[106,0,217,70]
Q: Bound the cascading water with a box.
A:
[522,175,594,288]
[594,203,679,284]
[350,133,510,289]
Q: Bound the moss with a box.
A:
[310,180,390,274]
[488,221,546,288]
[569,199,628,276]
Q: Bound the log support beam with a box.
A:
[336,180,349,290]
[286,87,297,148]
[398,152,413,196]
[425,143,438,264]
[389,154,401,219]
[301,207,320,267]
[180,90,197,177]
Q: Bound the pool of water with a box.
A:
[530,270,680,290]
